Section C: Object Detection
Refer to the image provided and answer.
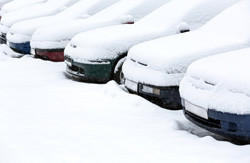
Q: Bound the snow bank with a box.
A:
[0,0,47,17]
[7,0,120,43]
[64,0,238,62]
[0,0,79,34]
[0,44,23,59]
[123,0,250,87]
[0,50,250,162]
[30,0,170,49]
[180,48,250,114]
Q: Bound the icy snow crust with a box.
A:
[30,0,170,49]
[64,0,239,63]
[0,0,79,34]
[180,48,250,115]
[0,0,47,17]
[7,0,120,43]
[123,0,249,87]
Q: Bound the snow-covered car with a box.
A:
[123,0,249,109]
[6,0,119,54]
[0,0,13,19]
[180,48,250,141]
[30,0,171,62]
[0,0,79,44]
[0,0,13,10]
[63,0,238,84]
[0,0,47,18]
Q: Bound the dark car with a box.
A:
[180,47,250,141]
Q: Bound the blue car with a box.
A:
[180,48,250,141]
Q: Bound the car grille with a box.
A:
[185,110,221,129]
[68,64,85,75]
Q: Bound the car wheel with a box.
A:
[113,57,127,84]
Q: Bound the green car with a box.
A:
[64,51,126,83]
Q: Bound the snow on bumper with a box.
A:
[7,31,31,43]
[180,75,250,115]
[30,39,69,50]
[0,23,9,34]
[123,58,184,87]
[123,59,183,109]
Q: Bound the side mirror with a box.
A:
[178,22,190,33]
[121,15,134,24]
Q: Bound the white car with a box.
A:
[6,0,120,54]
[123,0,249,109]
[63,0,238,85]
[0,0,79,44]
[30,0,171,61]
[180,48,250,141]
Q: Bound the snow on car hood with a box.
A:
[64,24,160,62]
[30,0,171,49]
[180,48,250,114]
[7,0,120,43]
[125,0,250,85]
[64,0,239,61]
[0,0,79,27]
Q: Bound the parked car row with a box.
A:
[0,0,249,141]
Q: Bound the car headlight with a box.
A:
[141,85,160,96]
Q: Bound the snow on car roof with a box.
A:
[180,48,250,114]
[0,0,13,9]
[64,0,239,62]
[30,0,171,49]
[7,0,120,43]
[0,0,47,16]
[1,0,79,27]
[87,0,169,23]
[125,0,249,86]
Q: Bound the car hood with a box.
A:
[128,30,250,75]
[187,48,250,95]
[180,48,250,114]
[64,24,161,62]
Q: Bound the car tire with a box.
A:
[113,57,126,84]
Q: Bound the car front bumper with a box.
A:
[33,48,65,62]
[182,99,250,141]
[125,79,181,109]
[64,56,115,83]
[8,41,30,54]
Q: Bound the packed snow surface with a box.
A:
[64,0,238,63]
[180,48,250,115]
[0,46,250,163]
[0,0,79,34]
[30,0,171,49]
[123,0,250,87]
[7,0,120,43]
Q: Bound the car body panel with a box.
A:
[183,100,250,141]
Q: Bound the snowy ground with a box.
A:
[0,49,250,163]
